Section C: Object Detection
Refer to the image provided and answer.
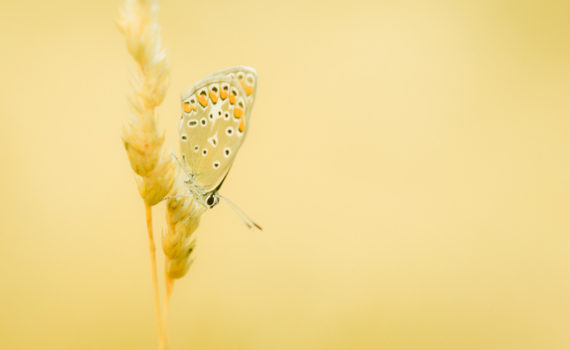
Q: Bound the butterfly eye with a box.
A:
[188,120,198,127]
[246,74,254,85]
[202,148,208,156]
[237,72,244,80]
[213,161,220,169]
[180,134,188,142]
[205,194,218,207]
[194,145,199,152]
[231,88,237,96]
[224,112,230,120]
[224,147,231,157]
[211,86,218,92]
[225,127,234,136]
[201,118,207,126]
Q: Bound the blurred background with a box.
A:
[1,0,570,349]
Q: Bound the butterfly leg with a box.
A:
[161,194,193,202]
[170,151,195,183]
[180,198,202,223]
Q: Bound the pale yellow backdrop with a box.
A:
[1,0,569,349]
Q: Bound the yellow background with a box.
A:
[1,0,569,349]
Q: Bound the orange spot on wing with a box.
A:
[229,94,236,104]
[233,107,244,118]
[183,102,197,113]
[209,91,218,103]
[239,119,245,132]
[197,94,208,107]
[240,81,254,96]
[220,89,228,99]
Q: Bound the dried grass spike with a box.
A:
[135,156,176,206]
[118,0,173,348]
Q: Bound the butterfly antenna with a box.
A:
[219,195,263,231]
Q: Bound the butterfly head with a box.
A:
[183,176,221,209]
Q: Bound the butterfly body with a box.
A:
[178,66,257,209]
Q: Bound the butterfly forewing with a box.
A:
[179,66,257,193]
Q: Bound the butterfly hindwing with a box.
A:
[179,66,257,193]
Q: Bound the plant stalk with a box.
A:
[164,277,174,346]
[145,204,166,350]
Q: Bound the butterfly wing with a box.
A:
[178,66,257,193]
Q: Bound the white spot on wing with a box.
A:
[246,73,254,85]
[208,134,218,147]
[187,119,198,128]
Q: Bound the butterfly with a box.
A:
[176,66,261,229]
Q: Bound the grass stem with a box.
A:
[145,204,166,350]
[164,277,174,346]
